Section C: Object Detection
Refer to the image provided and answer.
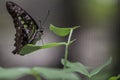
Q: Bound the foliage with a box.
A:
[0,24,113,80]
[109,74,120,80]
[0,67,79,80]
[61,57,112,78]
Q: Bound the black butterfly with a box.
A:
[6,1,46,55]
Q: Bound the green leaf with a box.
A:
[61,57,112,78]
[109,75,120,80]
[20,44,40,55]
[20,42,66,55]
[0,67,80,80]
[33,67,80,80]
[50,24,71,36]
[61,59,90,77]
[90,69,112,80]
[49,24,79,37]
[0,67,31,80]
[90,57,112,77]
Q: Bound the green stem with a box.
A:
[64,29,73,69]
[64,45,69,69]
[31,69,41,80]
[34,73,41,80]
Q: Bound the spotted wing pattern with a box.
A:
[6,1,42,55]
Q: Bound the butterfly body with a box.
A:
[6,1,43,55]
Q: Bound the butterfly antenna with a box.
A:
[41,10,50,26]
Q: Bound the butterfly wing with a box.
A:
[6,1,41,54]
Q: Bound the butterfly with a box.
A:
[6,1,47,55]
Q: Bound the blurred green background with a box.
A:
[0,0,119,80]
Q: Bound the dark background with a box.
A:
[0,0,119,80]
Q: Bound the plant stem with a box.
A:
[64,45,68,69]
[64,29,73,69]
[31,69,41,80]
[34,73,41,80]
